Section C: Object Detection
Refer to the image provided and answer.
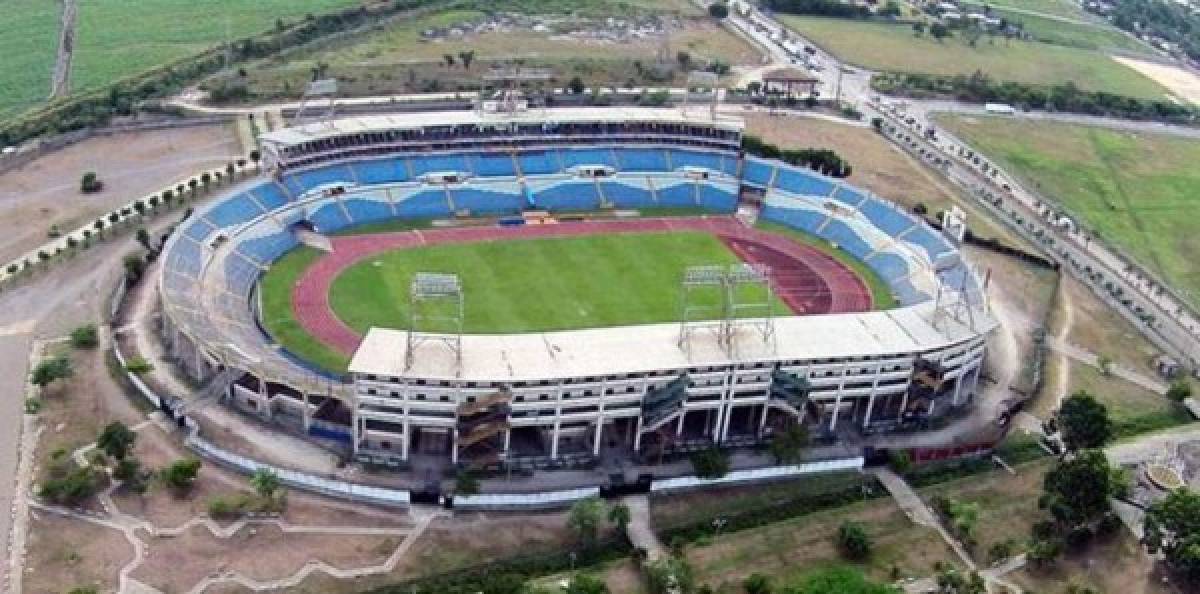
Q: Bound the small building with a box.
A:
[760,66,819,98]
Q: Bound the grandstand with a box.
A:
[156,108,994,471]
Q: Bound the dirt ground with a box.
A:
[132,523,397,593]
[919,461,1051,559]
[1011,530,1178,594]
[1112,56,1200,106]
[21,512,134,594]
[0,124,240,263]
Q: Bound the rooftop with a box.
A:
[348,301,994,381]
[261,107,745,147]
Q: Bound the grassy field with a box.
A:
[0,0,63,117]
[937,115,1200,310]
[961,0,1103,22]
[985,8,1152,55]
[227,4,756,100]
[780,16,1168,99]
[328,231,785,335]
[70,0,365,92]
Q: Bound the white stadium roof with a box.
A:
[260,107,745,147]
[349,301,994,381]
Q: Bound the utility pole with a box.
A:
[834,64,843,105]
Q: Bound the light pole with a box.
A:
[712,517,727,543]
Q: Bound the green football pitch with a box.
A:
[329,231,784,335]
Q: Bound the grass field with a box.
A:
[70,0,365,92]
[0,0,63,117]
[780,16,1168,99]
[328,231,785,335]
[937,115,1200,310]
[961,0,1103,22]
[229,4,755,100]
[259,247,349,372]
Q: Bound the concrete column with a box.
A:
[720,403,734,442]
[829,364,849,430]
[503,428,512,459]
[863,363,883,429]
[676,407,686,437]
[633,415,644,451]
[969,360,983,397]
[551,421,561,459]
[451,430,459,465]
[592,419,603,456]
[758,402,770,436]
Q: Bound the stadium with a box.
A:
[156,106,995,473]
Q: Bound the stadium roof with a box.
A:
[348,302,995,382]
[260,107,745,147]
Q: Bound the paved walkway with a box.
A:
[622,495,667,563]
[868,467,976,572]
[1046,337,1169,394]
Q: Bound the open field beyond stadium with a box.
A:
[262,217,877,372]
[780,16,1169,100]
[937,115,1200,311]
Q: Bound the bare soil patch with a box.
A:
[0,124,239,262]
[1113,56,1200,106]
[22,512,133,594]
[132,523,396,592]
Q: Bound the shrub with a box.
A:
[1166,379,1192,402]
[124,356,154,375]
[70,324,99,349]
[743,573,772,594]
[39,465,103,505]
[689,446,730,479]
[160,458,202,493]
[836,520,872,560]
[80,172,103,193]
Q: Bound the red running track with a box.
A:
[291,217,873,356]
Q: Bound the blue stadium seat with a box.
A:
[410,154,470,176]
[743,158,775,187]
[517,151,561,175]
[166,239,204,278]
[224,254,261,296]
[819,219,873,260]
[905,226,953,261]
[614,149,669,172]
[697,184,737,212]
[775,166,835,196]
[352,159,405,185]
[184,219,216,243]
[656,182,696,207]
[669,149,723,172]
[890,278,925,305]
[831,185,867,208]
[470,154,517,177]
[295,165,353,190]
[601,181,656,208]
[238,231,299,264]
[868,252,910,281]
[281,174,307,197]
[205,194,265,228]
[250,183,291,210]
[531,181,601,211]
[452,187,525,215]
[859,200,915,237]
[396,190,452,219]
[761,205,826,234]
[560,148,616,169]
[309,202,351,233]
[343,198,394,224]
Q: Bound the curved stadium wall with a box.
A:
[157,109,994,467]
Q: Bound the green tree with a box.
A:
[564,573,608,594]
[930,22,950,41]
[30,356,73,389]
[1057,392,1113,451]
[1143,488,1200,582]
[567,497,605,546]
[250,468,282,499]
[836,520,872,560]
[80,171,102,193]
[1167,379,1192,402]
[70,324,99,349]
[768,424,809,464]
[744,573,773,594]
[789,566,896,593]
[458,50,475,70]
[96,421,137,460]
[454,469,479,496]
[1041,450,1123,531]
[708,2,729,19]
[935,568,986,594]
[676,50,692,70]
[690,445,730,479]
[568,76,586,95]
[135,228,154,254]
[160,458,202,493]
[608,501,631,533]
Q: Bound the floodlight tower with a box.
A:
[405,272,465,375]
[292,78,340,126]
[679,265,728,356]
[725,262,776,354]
[681,71,721,120]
